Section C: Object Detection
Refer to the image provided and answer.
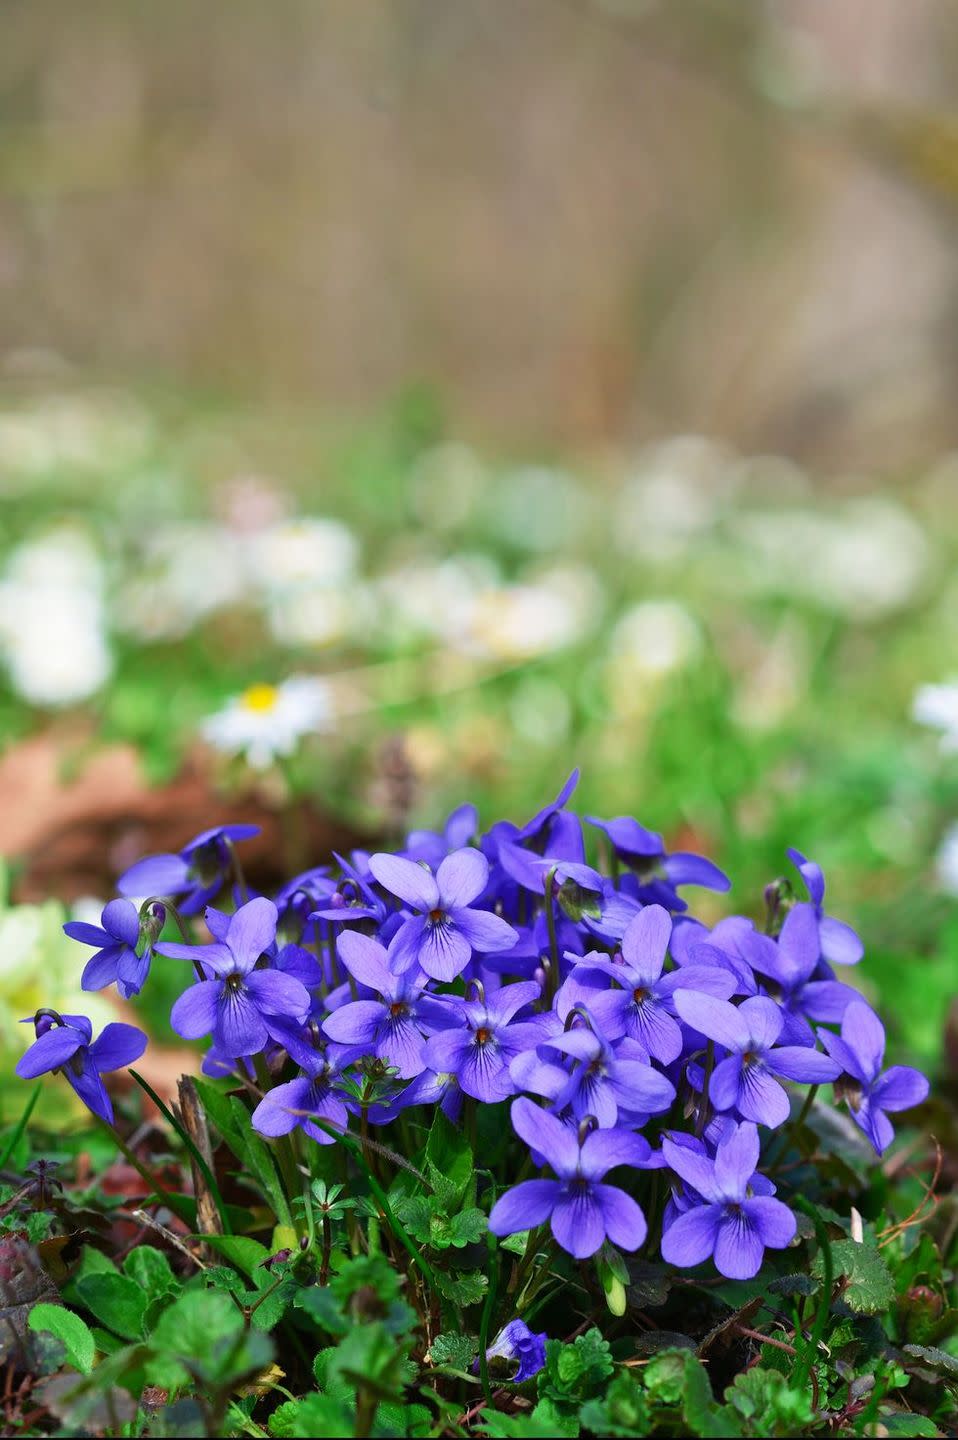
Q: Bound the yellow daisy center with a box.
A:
[241,683,280,713]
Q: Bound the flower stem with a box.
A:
[695,1041,715,1137]
[543,867,560,1005]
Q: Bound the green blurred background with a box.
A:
[1,0,957,1112]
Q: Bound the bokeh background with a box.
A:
[1,0,957,1110]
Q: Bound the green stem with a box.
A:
[767,1084,819,1174]
[543,867,560,1004]
[0,1083,40,1169]
[478,1234,498,1406]
[695,1042,715,1137]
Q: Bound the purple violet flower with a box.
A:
[423,981,545,1102]
[65,899,151,999]
[585,815,730,911]
[405,803,479,868]
[16,1012,146,1124]
[369,848,518,982]
[251,1051,351,1144]
[742,902,858,1045]
[787,848,864,965]
[321,931,454,1078]
[661,1122,796,1279]
[819,1000,929,1154]
[117,823,259,916]
[476,1318,548,1384]
[159,897,311,1058]
[672,992,841,1127]
[488,1098,648,1259]
[512,1021,675,1127]
[574,905,737,1064]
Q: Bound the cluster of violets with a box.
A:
[18,773,929,1287]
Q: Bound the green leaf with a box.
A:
[431,1268,488,1307]
[903,1345,958,1384]
[373,1399,432,1437]
[27,1303,95,1374]
[429,1332,476,1371]
[227,1096,292,1226]
[75,1272,148,1341]
[199,1234,271,1280]
[122,1245,176,1299]
[269,1394,354,1437]
[880,1412,942,1436]
[447,1207,487,1247]
[813,1239,895,1315]
[580,1371,650,1437]
[540,1327,613,1409]
[425,1109,473,1211]
[725,1368,814,1437]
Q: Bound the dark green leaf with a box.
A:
[75,1273,147,1341]
[27,1304,95,1374]
[814,1239,895,1315]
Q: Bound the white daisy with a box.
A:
[913,680,958,751]
[200,676,334,769]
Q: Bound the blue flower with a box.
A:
[819,1000,929,1154]
[369,848,518,982]
[64,899,154,999]
[117,823,259,915]
[478,1318,548,1384]
[158,897,311,1058]
[16,1011,146,1124]
[489,1098,648,1260]
[661,1122,796,1279]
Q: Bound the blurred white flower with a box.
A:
[466,565,601,662]
[603,599,702,718]
[935,824,958,894]
[913,679,958,751]
[116,522,248,640]
[0,528,112,705]
[0,393,152,484]
[735,498,929,620]
[616,436,737,561]
[608,600,702,678]
[200,676,334,769]
[264,587,356,648]
[374,556,498,646]
[247,517,359,594]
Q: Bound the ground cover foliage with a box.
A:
[2,773,952,1438]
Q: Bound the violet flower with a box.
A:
[477,1318,548,1384]
[787,848,863,965]
[513,1023,675,1127]
[585,815,730,911]
[672,992,840,1127]
[16,1012,146,1124]
[65,899,151,999]
[405,803,479,868]
[369,847,518,982]
[743,902,858,1045]
[661,1122,796,1279]
[819,1000,929,1154]
[321,931,453,1078]
[574,904,736,1064]
[423,981,545,1102]
[159,897,311,1058]
[489,1097,648,1259]
[117,823,259,915]
[251,1051,351,1145]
